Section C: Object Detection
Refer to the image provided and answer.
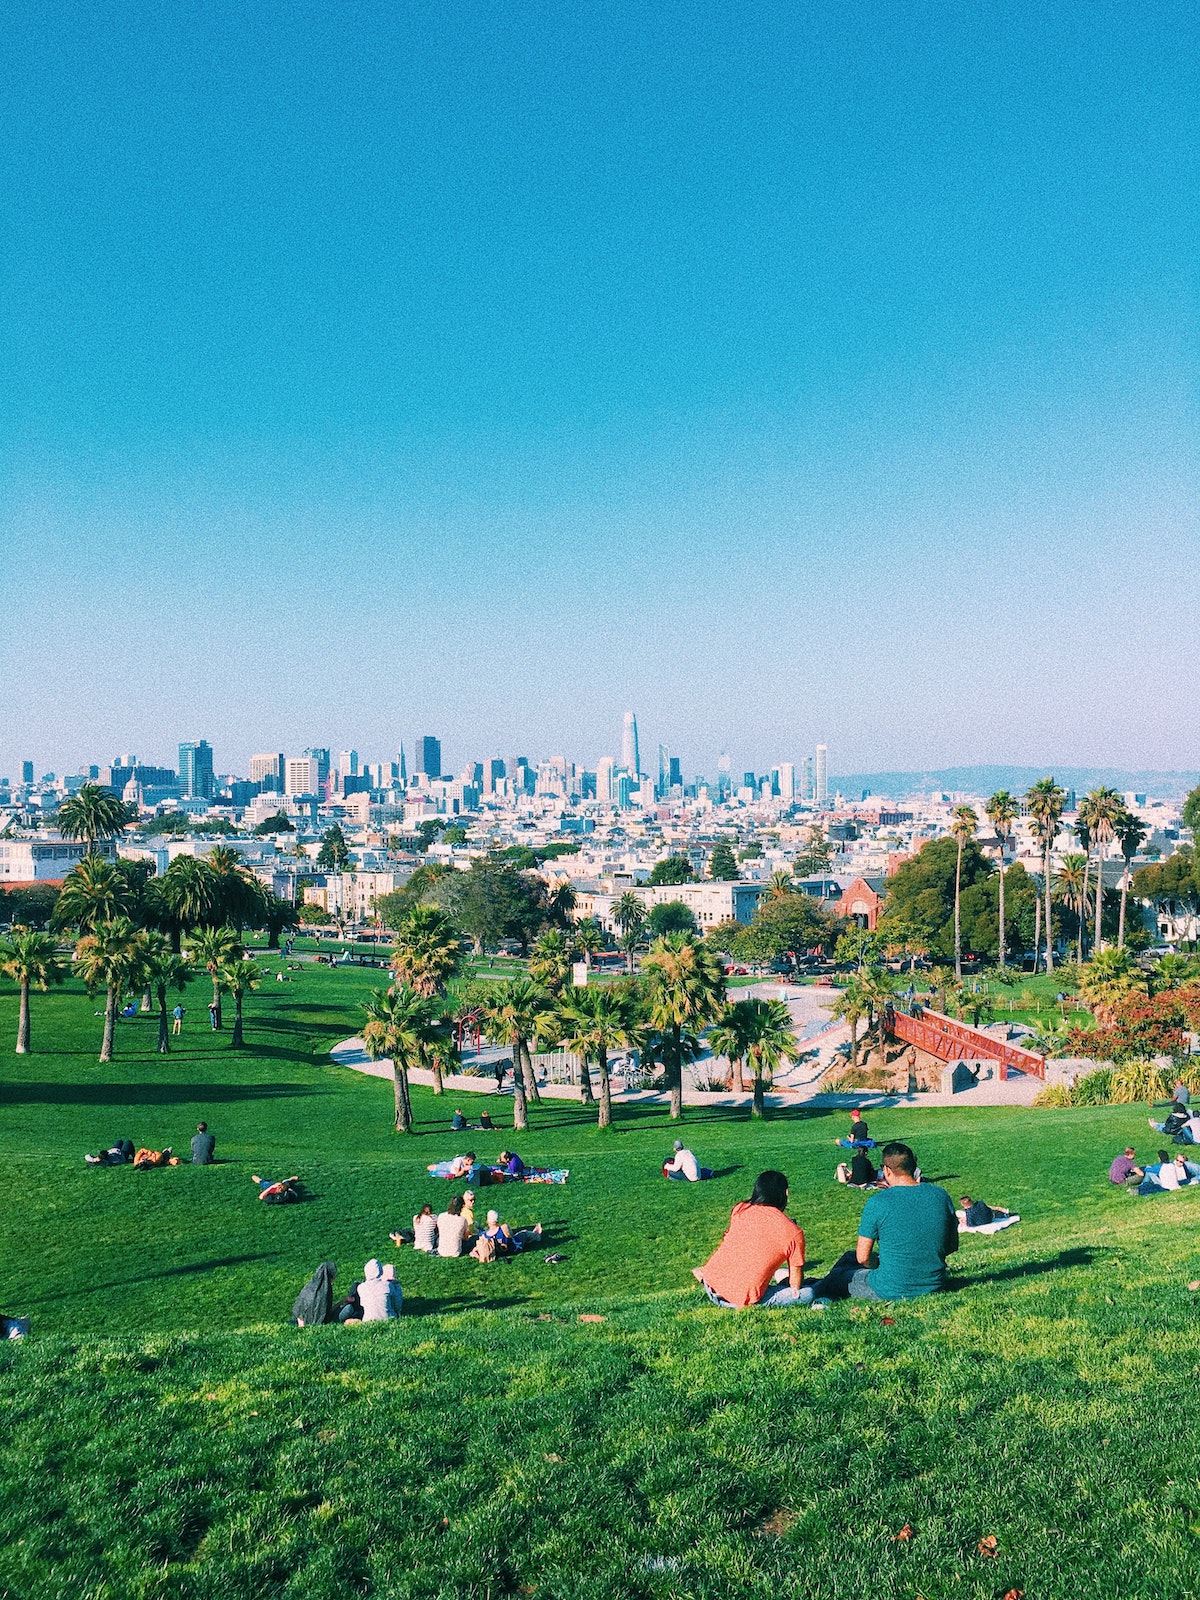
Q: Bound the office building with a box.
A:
[596,756,616,803]
[416,736,442,780]
[484,757,506,795]
[337,750,359,783]
[668,756,682,790]
[249,753,285,793]
[285,756,321,796]
[616,773,637,809]
[178,740,215,800]
[778,762,795,803]
[815,744,828,806]
[21,761,34,786]
[621,711,641,777]
[303,748,331,790]
[801,755,815,801]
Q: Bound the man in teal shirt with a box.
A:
[802,1142,958,1303]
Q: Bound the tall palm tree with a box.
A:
[390,904,462,1002]
[206,846,266,931]
[831,975,869,1069]
[765,870,794,900]
[641,934,726,1119]
[708,1006,748,1092]
[1078,947,1141,1025]
[1073,812,1093,959]
[1083,786,1121,955]
[984,790,1018,969]
[0,927,64,1053]
[186,925,242,1029]
[556,985,632,1127]
[74,917,145,1062]
[56,783,135,855]
[573,918,605,968]
[1026,778,1066,972]
[1115,808,1148,951]
[479,979,552,1130]
[547,881,577,928]
[138,933,192,1053]
[156,855,221,949]
[362,984,444,1132]
[528,928,575,995]
[222,958,262,1047]
[612,892,648,974]
[1054,854,1089,964]
[731,996,799,1118]
[950,805,978,979]
[54,856,133,934]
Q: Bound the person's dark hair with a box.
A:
[447,1196,463,1215]
[197,1121,207,1132]
[881,1142,917,1175]
[1124,1147,1136,1157]
[419,1203,432,1216]
[960,1195,973,1205]
[465,1151,476,1164]
[1158,1149,1170,1163]
[749,1170,789,1210]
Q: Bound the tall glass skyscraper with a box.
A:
[621,711,640,777]
[178,740,215,799]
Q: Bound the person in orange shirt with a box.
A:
[693,1170,805,1307]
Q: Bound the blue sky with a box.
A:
[2,1,1197,780]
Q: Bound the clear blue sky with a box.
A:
[2,1,1197,780]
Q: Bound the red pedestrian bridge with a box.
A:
[884,1005,1045,1081]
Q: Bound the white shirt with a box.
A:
[667,1148,700,1181]
[358,1275,394,1321]
[1157,1160,1182,1191]
[413,1213,438,1252]
[436,1212,469,1257]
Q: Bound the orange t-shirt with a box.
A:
[700,1202,805,1307]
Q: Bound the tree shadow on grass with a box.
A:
[952,1246,1103,1290]
[400,1292,530,1317]
[21,1251,281,1304]
[0,1082,319,1107]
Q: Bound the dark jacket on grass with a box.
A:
[291,1262,337,1326]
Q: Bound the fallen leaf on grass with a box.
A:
[1002,1589,1024,1599]
[881,1316,896,1325]
[578,1313,605,1323]
[1188,1280,1200,1292]
[891,1524,913,1542]
[543,1453,563,1463]
[977,1534,999,1558]
[758,1509,797,1538]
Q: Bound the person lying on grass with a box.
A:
[955,1195,1012,1228]
[663,1141,714,1181]
[1109,1148,1145,1185]
[1149,1102,1191,1139]
[252,1174,301,1203]
[693,1170,806,1308]
[84,1139,134,1167]
[801,1142,957,1305]
[1137,1151,1200,1194]
[470,1209,543,1260]
[133,1147,179,1168]
[447,1151,477,1179]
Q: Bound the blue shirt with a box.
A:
[858,1183,958,1299]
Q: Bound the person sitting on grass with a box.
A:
[435,1195,472,1257]
[190,1122,215,1165]
[1138,1150,1198,1193]
[663,1141,715,1181]
[253,1174,301,1204]
[1109,1148,1144,1185]
[85,1139,134,1167]
[836,1148,878,1188]
[461,1190,476,1228]
[355,1259,401,1321]
[392,1204,438,1253]
[955,1195,1012,1228]
[473,1208,543,1258]
[692,1170,806,1308]
[802,1142,957,1305]
[499,1150,525,1179]
[451,1109,468,1132]
[1149,1101,1191,1139]
[836,1110,873,1148]
[479,1110,496,1131]
[291,1261,337,1327]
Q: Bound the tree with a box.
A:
[612,892,648,973]
[389,904,463,1004]
[949,806,977,979]
[138,933,192,1053]
[1132,848,1200,946]
[1115,809,1149,950]
[316,824,351,872]
[53,856,133,934]
[984,790,1019,968]
[831,975,869,1069]
[74,917,145,1062]
[546,881,577,928]
[641,934,726,1119]
[792,826,833,877]
[1025,778,1066,972]
[1081,787,1121,955]
[435,855,549,955]
[206,846,267,931]
[0,884,59,929]
[879,836,993,962]
[647,901,697,939]
[262,894,298,949]
[1078,947,1142,1024]
[557,985,632,1127]
[479,980,551,1130]
[0,927,64,1053]
[528,928,575,995]
[187,926,242,1029]
[647,855,692,886]
[735,996,799,1118]
[1055,854,1089,964]
[765,870,794,900]
[1182,785,1200,834]
[297,903,332,925]
[56,783,135,855]
[362,985,444,1133]
[222,958,262,1047]
[253,812,295,836]
[708,1006,748,1092]
[155,855,221,949]
[573,918,605,967]
[708,840,739,881]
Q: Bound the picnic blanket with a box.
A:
[960,1212,1020,1235]
[426,1161,569,1185]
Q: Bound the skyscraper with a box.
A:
[778,762,795,802]
[249,753,285,792]
[668,756,682,790]
[815,744,828,806]
[621,711,640,777]
[178,740,215,800]
[801,755,814,800]
[596,755,616,802]
[21,761,33,786]
[303,748,331,790]
[338,750,359,780]
[416,736,442,779]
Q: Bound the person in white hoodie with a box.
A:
[356,1259,401,1321]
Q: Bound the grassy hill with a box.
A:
[1,964,1198,1599]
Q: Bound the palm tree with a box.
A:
[74,917,145,1062]
[950,805,978,979]
[206,846,266,931]
[1082,787,1121,955]
[641,934,726,1119]
[547,881,577,928]
[831,974,869,1069]
[1073,812,1093,959]
[1054,854,1089,964]
[557,986,632,1127]
[573,918,605,968]
[612,892,648,974]
[1115,809,1148,950]
[262,893,299,950]
[1078,946,1142,1025]
[56,783,135,855]
[223,958,262,1047]
[984,790,1018,968]
[138,933,192,1053]
[1026,778,1066,972]
[187,925,242,1029]
[0,927,64,1053]
[362,984,444,1132]
[156,856,221,949]
[708,1006,748,1092]
[765,870,794,900]
[1151,952,1194,994]
[54,856,133,934]
[528,928,575,994]
[390,904,462,1002]
[732,996,799,1118]
[479,979,552,1129]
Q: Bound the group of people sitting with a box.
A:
[445,1149,527,1183]
[1148,1083,1200,1146]
[694,1142,962,1308]
[451,1108,498,1132]
[390,1195,543,1262]
[1110,1146,1200,1194]
[86,1123,216,1168]
[291,1260,403,1326]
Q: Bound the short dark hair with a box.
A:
[465,1151,476,1163]
[881,1142,917,1175]
[196,1122,207,1132]
[749,1170,789,1210]
[1158,1150,1170,1163]
[959,1195,972,1205]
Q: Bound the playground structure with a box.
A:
[885,1003,1045,1081]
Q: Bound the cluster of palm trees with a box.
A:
[361,902,800,1134]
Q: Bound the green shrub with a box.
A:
[1032,1083,1076,1107]
[1109,1062,1176,1104]
[1072,1067,1114,1106]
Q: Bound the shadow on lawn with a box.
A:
[0,1082,319,1106]
[954,1246,1102,1289]
[22,1251,281,1304]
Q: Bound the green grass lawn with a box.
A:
[1,967,1199,1599]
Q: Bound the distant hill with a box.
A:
[830,766,1200,801]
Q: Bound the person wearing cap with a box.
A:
[664,1141,714,1181]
